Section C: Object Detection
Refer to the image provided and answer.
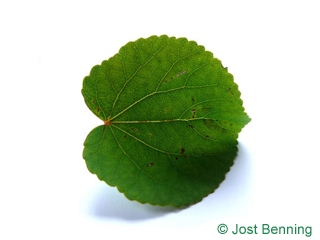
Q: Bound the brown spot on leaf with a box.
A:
[147,163,154,168]
[131,128,140,133]
[97,107,100,112]
[206,135,209,138]
[175,70,188,77]
[181,147,186,157]
[92,100,96,105]
[124,135,127,138]
[175,157,179,160]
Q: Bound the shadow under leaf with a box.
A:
[85,141,252,221]
[87,183,186,221]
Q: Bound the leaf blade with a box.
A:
[84,125,238,207]
[82,35,251,207]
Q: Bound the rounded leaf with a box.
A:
[82,35,250,207]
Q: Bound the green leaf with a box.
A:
[82,35,250,207]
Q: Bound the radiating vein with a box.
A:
[112,124,185,156]
[178,98,231,119]
[109,125,159,182]
[109,84,226,121]
[109,43,169,120]
[110,44,203,121]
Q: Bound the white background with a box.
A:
[1,0,319,239]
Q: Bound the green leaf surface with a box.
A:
[82,35,250,207]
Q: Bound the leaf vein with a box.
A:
[112,124,182,156]
[109,125,159,182]
[109,42,169,120]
